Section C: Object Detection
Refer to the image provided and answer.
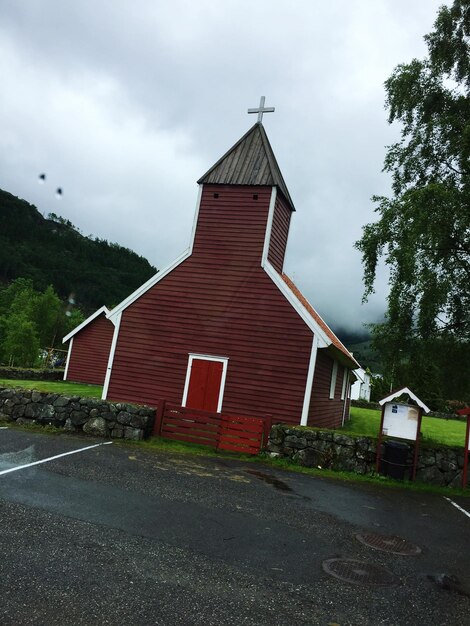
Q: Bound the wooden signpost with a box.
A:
[376,387,430,481]
[456,408,470,488]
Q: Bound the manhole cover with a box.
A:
[355,533,422,556]
[322,559,398,586]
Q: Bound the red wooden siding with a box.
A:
[308,350,347,429]
[267,195,291,273]
[66,314,114,386]
[107,185,313,425]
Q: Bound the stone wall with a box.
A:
[0,387,155,440]
[0,367,64,381]
[268,424,466,488]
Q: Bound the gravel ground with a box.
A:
[0,429,469,625]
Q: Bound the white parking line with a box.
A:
[444,497,470,519]
[0,441,112,476]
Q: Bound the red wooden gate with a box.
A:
[218,414,265,455]
[153,401,271,455]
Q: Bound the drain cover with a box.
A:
[322,559,398,586]
[355,533,422,556]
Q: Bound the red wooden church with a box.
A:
[96,114,359,428]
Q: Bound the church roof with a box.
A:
[281,273,359,368]
[197,122,295,211]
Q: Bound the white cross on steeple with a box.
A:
[247,96,275,123]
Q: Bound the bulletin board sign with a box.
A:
[382,402,420,441]
[376,401,423,481]
[375,388,429,482]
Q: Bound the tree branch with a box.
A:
[444,160,462,176]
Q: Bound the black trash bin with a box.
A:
[383,440,409,480]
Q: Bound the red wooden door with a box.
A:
[185,359,224,412]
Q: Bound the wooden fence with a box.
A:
[152,401,271,455]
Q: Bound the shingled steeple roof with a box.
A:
[197,122,295,211]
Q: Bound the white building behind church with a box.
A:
[351,368,372,402]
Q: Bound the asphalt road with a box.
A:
[0,428,469,626]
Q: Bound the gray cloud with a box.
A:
[0,0,447,332]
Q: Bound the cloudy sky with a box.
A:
[0,0,448,334]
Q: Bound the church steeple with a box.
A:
[197,122,295,212]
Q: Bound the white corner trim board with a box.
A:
[63,336,73,380]
[188,184,203,255]
[102,311,122,400]
[261,186,277,267]
[300,335,319,426]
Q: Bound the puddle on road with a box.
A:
[143,456,251,482]
[244,469,293,491]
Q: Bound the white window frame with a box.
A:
[329,361,338,399]
[341,368,348,400]
[341,371,350,426]
[181,353,229,413]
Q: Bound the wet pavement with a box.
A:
[0,428,469,625]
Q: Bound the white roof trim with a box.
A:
[62,306,110,343]
[108,185,203,320]
[379,387,431,413]
[353,368,366,383]
[263,261,359,370]
[107,248,191,319]
[262,260,330,348]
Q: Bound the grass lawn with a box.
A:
[344,406,467,448]
[0,378,103,398]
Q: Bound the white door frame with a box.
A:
[181,353,229,413]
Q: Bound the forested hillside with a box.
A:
[0,188,157,313]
